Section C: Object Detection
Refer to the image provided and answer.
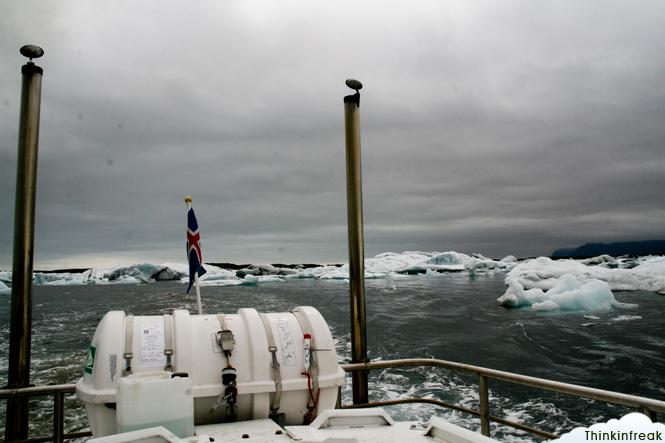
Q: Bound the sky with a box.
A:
[1,1,664,269]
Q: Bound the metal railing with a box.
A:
[341,358,664,440]
[0,384,91,443]
[2,358,663,442]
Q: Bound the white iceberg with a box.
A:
[179,264,239,285]
[610,315,642,322]
[243,275,284,284]
[104,263,171,283]
[284,250,509,280]
[195,274,284,287]
[1,250,518,289]
[402,251,467,273]
[503,256,665,295]
[498,273,635,311]
[368,251,436,273]
[580,254,618,267]
[0,281,10,295]
[500,255,518,263]
[0,271,12,284]
[375,251,515,275]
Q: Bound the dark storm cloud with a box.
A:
[1,0,664,268]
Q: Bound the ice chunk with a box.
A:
[498,274,635,311]
[180,264,239,286]
[243,275,284,284]
[580,255,618,267]
[610,315,642,322]
[366,251,436,274]
[27,263,187,287]
[403,251,467,273]
[398,251,516,274]
[196,279,245,287]
[0,281,10,296]
[239,264,282,276]
[105,263,165,283]
[3,249,520,289]
[197,266,238,281]
[504,256,665,294]
[284,265,346,279]
[0,271,12,284]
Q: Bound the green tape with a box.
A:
[84,345,96,374]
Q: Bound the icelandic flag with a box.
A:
[186,206,206,293]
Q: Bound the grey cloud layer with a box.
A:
[1,0,664,268]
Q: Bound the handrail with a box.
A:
[2,358,663,441]
[0,384,91,443]
[341,358,664,439]
[0,384,76,397]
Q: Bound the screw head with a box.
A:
[20,45,44,60]
[345,79,363,91]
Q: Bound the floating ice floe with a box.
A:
[282,251,515,280]
[0,281,10,295]
[400,251,514,274]
[498,273,635,311]
[194,273,285,287]
[502,256,665,295]
[610,315,642,322]
[0,251,518,291]
[0,271,12,284]
[579,254,618,267]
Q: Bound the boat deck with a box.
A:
[88,409,500,443]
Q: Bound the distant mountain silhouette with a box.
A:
[551,240,665,258]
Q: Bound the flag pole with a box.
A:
[194,273,203,316]
[185,195,203,316]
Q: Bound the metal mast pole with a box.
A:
[343,79,369,404]
[6,45,44,442]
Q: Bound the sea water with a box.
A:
[1,273,664,442]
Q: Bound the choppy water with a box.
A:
[1,273,664,441]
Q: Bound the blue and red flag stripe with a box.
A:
[187,207,206,293]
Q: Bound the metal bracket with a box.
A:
[217,330,235,355]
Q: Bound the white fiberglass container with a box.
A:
[76,307,345,437]
[116,372,194,437]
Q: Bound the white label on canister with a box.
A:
[277,317,296,366]
[139,317,166,367]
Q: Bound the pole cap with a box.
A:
[184,195,193,204]
[344,79,362,106]
[20,45,44,60]
[345,79,363,91]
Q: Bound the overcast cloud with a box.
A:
[1,1,664,269]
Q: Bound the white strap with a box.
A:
[163,314,173,371]
[123,315,134,375]
[291,310,319,405]
[260,313,283,415]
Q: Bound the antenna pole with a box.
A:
[343,80,369,404]
[6,45,44,441]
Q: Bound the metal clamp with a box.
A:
[216,330,235,356]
